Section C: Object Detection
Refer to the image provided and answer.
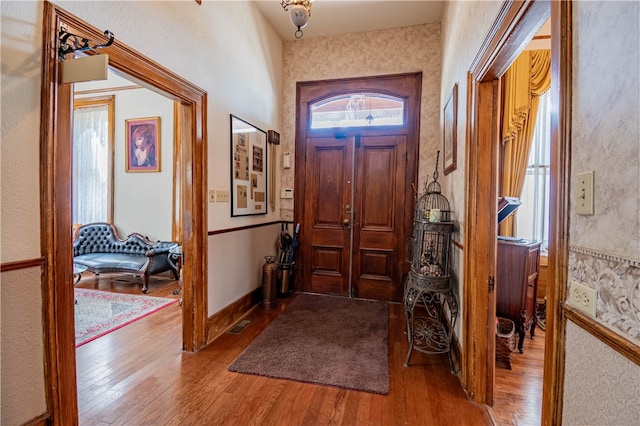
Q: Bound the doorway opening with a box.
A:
[72,67,182,328]
[40,3,208,422]
[462,1,569,424]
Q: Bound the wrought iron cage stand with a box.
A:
[404,155,458,372]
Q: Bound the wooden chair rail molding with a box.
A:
[207,220,283,236]
[452,239,464,250]
[564,304,640,367]
[0,257,45,272]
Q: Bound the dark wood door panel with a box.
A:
[310,245,347,294]
[353,134,406,301]
[302,137,353,295]
[313,145,350,225]
[359,248,393,280]
[359,148,397,229]
[356,246,395,300]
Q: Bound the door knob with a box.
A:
[343,218,350,226]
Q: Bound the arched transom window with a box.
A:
[310,93,405,129]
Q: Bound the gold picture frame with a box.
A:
[125,116,160,172]
[443,83,458,175]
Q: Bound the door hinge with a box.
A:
[488,275,495,293]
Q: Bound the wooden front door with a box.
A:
[295,73,421,302]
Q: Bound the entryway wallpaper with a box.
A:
[569,247,640,346]
[280,23,442,221]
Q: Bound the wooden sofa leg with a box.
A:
[141,273,149,293]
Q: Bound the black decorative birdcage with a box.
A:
[409,152,453,289]
[409,221,454,288]
[414,152,451,223]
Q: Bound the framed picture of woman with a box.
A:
[125,117,160,172]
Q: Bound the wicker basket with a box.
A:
[495,317,517,369]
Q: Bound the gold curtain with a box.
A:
[500,49,551,236]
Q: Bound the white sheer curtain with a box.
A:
[516,90,551,248]
[73,105,109,225]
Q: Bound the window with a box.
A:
[516,90,551,249]
[73,97,115,225]
[310,93,404,129]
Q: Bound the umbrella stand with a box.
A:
[277,223,299,295]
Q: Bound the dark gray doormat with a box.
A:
[228,293,389,394]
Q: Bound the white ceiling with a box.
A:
[253,0,445,41]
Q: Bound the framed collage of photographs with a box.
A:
[230,115,267,216]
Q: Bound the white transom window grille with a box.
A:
[310,93,405,129]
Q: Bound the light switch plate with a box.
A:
[576,171,594,215]
[215,190,230,203]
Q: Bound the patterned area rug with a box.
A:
[74,289,178,347]
[228,293,390,394]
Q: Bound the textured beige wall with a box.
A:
[0,268,47,424]
[0,0,43,263]
[563,322,640,424]
[440,0,503,238]
[1,1,49,423]
[563,1,640,422]
[0,1,282,424]
[440,0,504,339]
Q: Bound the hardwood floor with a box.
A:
[493,325,545,426]
[75,274,492,425]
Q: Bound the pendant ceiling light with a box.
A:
[281,0,313,39]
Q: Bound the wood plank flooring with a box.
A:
[75,273,538,425]
[493,325,545,426]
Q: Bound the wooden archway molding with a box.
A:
[40,2,208,423]
[462,1,570,425]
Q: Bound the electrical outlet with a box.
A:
[568,280,597,317]
[208,190,216,203]
[215,190,230,203]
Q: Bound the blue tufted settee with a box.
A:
[73,222,180,293]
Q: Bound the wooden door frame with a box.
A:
[294,73,422,298]
[41,3,208,423]
[462,0,570,423]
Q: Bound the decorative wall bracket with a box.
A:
[58,29,114,61]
